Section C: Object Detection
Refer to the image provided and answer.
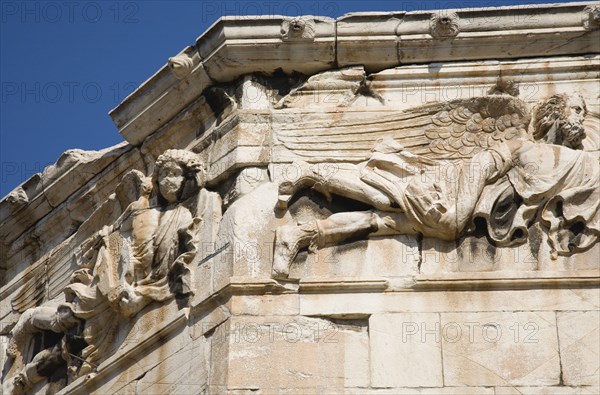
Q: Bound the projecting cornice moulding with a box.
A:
[109,2,600,146]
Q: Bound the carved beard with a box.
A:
[545,117,585,149]
[561,118,586,149]
[533,94,587,150]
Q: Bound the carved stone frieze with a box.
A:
[272,93,598,278]
[2,149,222,394]
[1,3,599,394]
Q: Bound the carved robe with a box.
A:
[359,138,599,254]
[477,142,599,255]
[359,137,513,240]
[96,201,197,316]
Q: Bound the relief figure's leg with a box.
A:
[278,161,393,210]
[273,211,415,278]
[8,306,79,361]
[3,345,64,395]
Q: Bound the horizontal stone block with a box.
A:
[398,30,599,65]
[197,16,336,82]
[421,236,539,274]
[495,386,600,394]
[370,313,443,388]
[226,315,368,392]
[345,387,494,395]
[335,13,403,72]
[557,310,600,386]
[299,289,600,316]
[230,294,299,317]
[442,311,560,386]
[289,235,419,280]
[136,339,210,395]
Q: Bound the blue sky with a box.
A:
[0,0,584,197]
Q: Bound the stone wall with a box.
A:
[1,3,599,394]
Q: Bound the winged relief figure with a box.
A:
[273,93,599,278]
[3,150,208,395]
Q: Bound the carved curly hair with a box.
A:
[153,149,205,202]
[531,93,587,148]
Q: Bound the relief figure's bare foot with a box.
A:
[272,223,317,279]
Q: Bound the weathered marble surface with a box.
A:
[1,2,599,394]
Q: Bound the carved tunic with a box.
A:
[96,202,196,315]
[359,138,599,255]
[359,138,512,240]
[506,141,599,255]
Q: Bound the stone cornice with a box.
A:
[110,2,599,146]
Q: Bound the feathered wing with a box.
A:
[424,96,531,159]
[274,95,531,162]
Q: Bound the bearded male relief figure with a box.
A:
[531,93,587,149]
[273,94,599,278]
[1,4,598,393]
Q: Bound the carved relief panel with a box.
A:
[2,150,222,394]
